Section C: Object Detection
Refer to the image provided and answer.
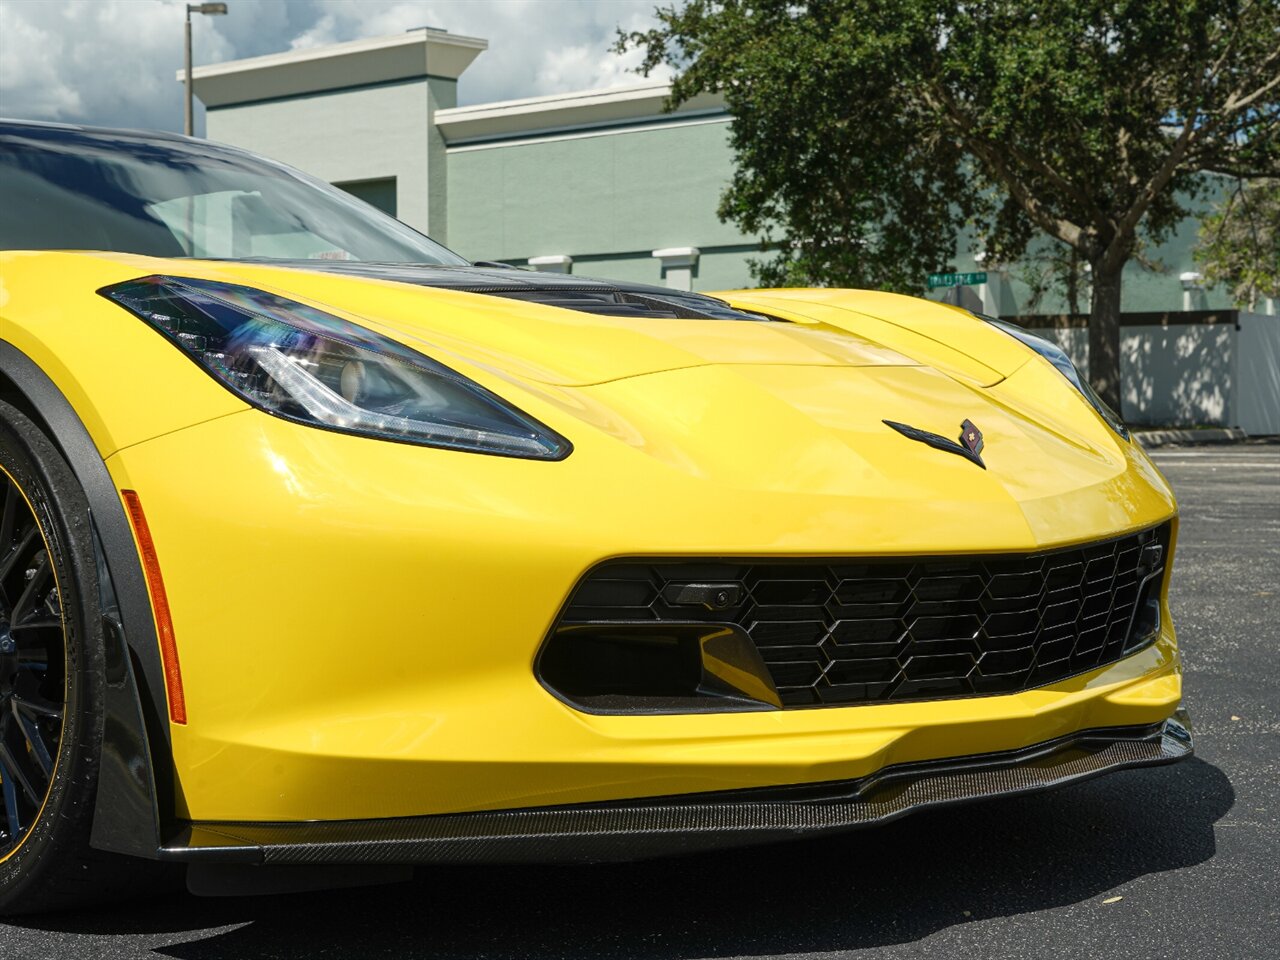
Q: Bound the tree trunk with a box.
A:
[1088,262,1124,412]
[1067,247,1082,316]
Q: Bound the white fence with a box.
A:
[1036,312,1280,434]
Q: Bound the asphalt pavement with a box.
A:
[3,443,1277,960]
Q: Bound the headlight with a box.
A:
[102,276,571,460]
[984,317,1130,441]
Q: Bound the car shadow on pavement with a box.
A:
[16,758,1233,959]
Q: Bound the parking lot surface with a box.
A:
[2,444,1277,959]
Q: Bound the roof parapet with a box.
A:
[179,29,487,108]
[434,82,727,144]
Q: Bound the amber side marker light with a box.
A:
[121,490,187,724]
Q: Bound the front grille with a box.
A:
[550,524,1170,709]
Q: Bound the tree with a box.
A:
[1016,242,1091,318]
[1016,239,1163,316]
[1194,178,1280,309]
[618,0,1280,409]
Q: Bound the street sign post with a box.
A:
[927,271,987,289]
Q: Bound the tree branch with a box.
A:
[1220,61,1280,115]
[921,84,1092,254]
[1105,117,1197,271]
[1002,142,1115,233]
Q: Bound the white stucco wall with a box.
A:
[1035,318,1278,433]
[1237,313,1280,435]
[1041,324,1240,428]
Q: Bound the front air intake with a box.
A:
[538,524,1171,713]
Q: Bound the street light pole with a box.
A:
[184,7,193,135]
[184,3,228,136]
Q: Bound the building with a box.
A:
[186,28,1279,433]
[186,28,750,291]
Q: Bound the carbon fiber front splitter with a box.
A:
[160,710,1192,867]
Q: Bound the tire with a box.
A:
[0,400,171,914]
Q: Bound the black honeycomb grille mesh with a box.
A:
[556,524,1170,708]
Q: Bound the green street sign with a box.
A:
[927,271,987,289]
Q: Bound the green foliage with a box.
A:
[1194,179,1280,309]
[1015,239,1164,316]
[1015,242,1091,316]
[619,0,1278,290]
[618,0,1279,404]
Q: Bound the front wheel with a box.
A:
[0,400,168,914]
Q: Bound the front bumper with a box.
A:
[160,710,1192,865]
[105,406,1182,823]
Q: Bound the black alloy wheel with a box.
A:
[0,463,66,857]
[0,400,174,914]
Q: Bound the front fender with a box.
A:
[0,341,167,859]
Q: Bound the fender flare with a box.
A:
[0,340,168,859]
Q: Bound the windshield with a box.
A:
[0,124,467,265]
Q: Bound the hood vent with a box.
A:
[487,288,777,322]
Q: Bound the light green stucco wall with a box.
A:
[206,77,456,240]
[446,118,763,290]
[446,115,1235,308]
[208,81,1253,312]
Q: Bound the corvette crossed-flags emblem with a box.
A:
[883,418,987,469]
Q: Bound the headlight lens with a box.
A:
[102,276,571,460]
[984,317,1130,441]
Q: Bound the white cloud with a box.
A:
[289,13,340,50]
[535,38,672,93]
[0,0,675,132]
[0,4,83,118]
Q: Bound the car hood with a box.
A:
[576,361,1153,519]
[225,261,1136,509]
[210,258,939,385]
[39,253,1034,389]
[3,252,1158,527]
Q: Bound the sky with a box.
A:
[0,0,675,134]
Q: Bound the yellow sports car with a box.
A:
[0,119,1190,913]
